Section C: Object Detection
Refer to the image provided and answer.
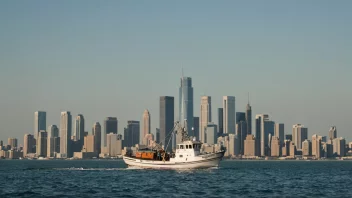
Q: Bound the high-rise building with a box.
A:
[75,114,85,144]
[34,111,46,138]
[270,136,281,157]
[160,96,174,150]
[179,77,194,137]
[255,114,274,156]
[193,117,199,141]
[7,138,18,149]
[155,128,160,143]
[82,135,95,153]
[236,112,246,123]
[329,126,337,141]
[228,134,240,156]
[23,134,34,157]
[274,123,285,146]
[290,142,296,157]
[302,139,311,156]
[218,108,223,135]
[282,140,291,157]
[60,111,72,158]
[236,121,247,155]
[245,102,252,135]
[244,134,257,157]
[292,124,308,150]
[47,125,59,157]
[142,110,151,144]
[37,130,47,157]
[333,137,346,157]
[104,117,118,146]
[124,121,140,147]
[0,140,3,147]
[312,134,321,158]
[204,123,217,145]
[107,133,122,157]
[92,122,101,154]
[200,96,212,143]
[143,133,154,147]
[223,96,236,134]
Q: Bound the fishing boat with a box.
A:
[123,121,225,169]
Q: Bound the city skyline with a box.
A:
[1,1,352,143]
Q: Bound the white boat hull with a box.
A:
[123,152,224,169]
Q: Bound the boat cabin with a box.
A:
[173,140,202,161]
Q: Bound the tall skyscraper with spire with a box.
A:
[142,109,151,144]
[200,96,211,143]
[60,111,72,158]
[179,76,194,139]
[245,94,252,135]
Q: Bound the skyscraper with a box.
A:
[160,96,174,150]
[193,117,199,141]
[92,122,101,154]
[244,134,258,157]
[155,128,160,143]
[60,111,72,158]
[275,123,285,146]
[7,138,18,149]
[37,130,47,157]
[245,101,252,135]
[329,126,337,141]
[223,96,236,134]
[124,121,140,147]
[292,124,308,150]
[75,114,85,144]
[34,111,46,138]
[236,112,246,123]
[218,108,223,135]
[23,134,34,157]
[47,125,59,157]
[236,120,247,155]
[179,77,194,137]
[200,96,212,143]
[104,117,118,146]
[142,109,151,144]
[255,114,274,156]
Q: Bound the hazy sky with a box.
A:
[1,1,351,144]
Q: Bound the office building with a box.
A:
[282,140,291,157]
[236,121,247,155]
[179,76,194,138]
[333,137,346,157]
[104,117,118,146]
[82,135,95,153]
[60,111,72,158]
[236,112,245,123]
[23,134,34,157]
[285,134,292,141]
[218,108,223,135]
[223,96,236,134]
[312,134,322,158]
[244,134,258,157]
[37,130,47,157]
[7,138,18,149]
[47,125,59,157]
[292,124,308,150]
[142,109,151,144]
[155,128,160,143]
[271,136,281,157]
[302,139,312,156]
[160,96,174,150]
[290,142,296,157]
[200,96,212,143]
[75,114,85,144]
[193,117,199,141]
[92,122,101,154]
[205,123,217,145]
[274,123,284,146]
[107,133,122,157]
[124,121,140,147]
[245,101,252,135]
[255,114,274,156]
[329,126,337,141]
[34,111,46,138]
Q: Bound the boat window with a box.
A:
[180,145,184,149]
[193,144,196,149]
[189,145,192,149]
[177,145,180,149]
[179,155,183,158]
[186,145,189,149]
